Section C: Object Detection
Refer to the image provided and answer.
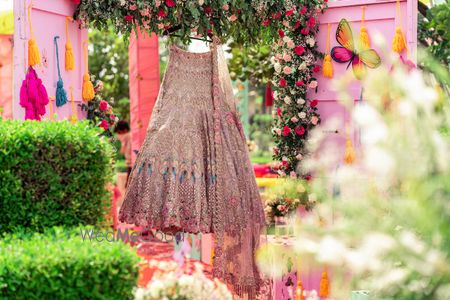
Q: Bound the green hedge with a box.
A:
[0,227,140,299]
[0,120,114,233]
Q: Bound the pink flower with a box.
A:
[309,81,318,89]
[99,100,108,111]
[72,0,81,4]
[279,78,287,88]
[287,40,295,49]
[273,147,279,155]
[283,126,291,136]
[286,9,294,17]
[129,4,137,10]
[307,17,316,28]
[291,116,299,123]
[283,53,292,62]
[311,116,319,125]
[278,29,285,38]
[158,9,167,17]
[290,171,297,179]
[310,99,319,107]
[294,46,305,55]
[165,0,175,7]
[313,65,321,73]
[275,128,282,135]
[295,126,305,136]
[283,66,292,75]
[124,15,134,22]
[300,6,307,15]
[229,14,237,21]
[273,12,281,19]
[222,4,229,10]
[301,27,310,35]
[99,119,109,130]
[296,80,305,86]
[277,205,287,212]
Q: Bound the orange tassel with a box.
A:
[295,279,304,300]
[65,17,75,71]
[319,270,330,297]
[344,125,356,165]
[322,23,333,78]
[392,27,406,53]
[82,41,95,101]
[69,86,78,124]
[359,6,370,49]
[27,4,40,66]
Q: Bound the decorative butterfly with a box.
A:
[331,19,381,80]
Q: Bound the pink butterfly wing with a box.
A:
[331,46,354,63]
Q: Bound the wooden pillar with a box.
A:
[128,30,160,162]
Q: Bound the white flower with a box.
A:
[270,56,276,64]
[299,62,308,70]
[273,91,278,100]
[198,0,205,5]
[298,112,306,119]
[274,63,282,73]
[284,96,292,104]
[306,37,315,47]
[296,153,303,160]
[283,36,292,43]
[297,98,306,105]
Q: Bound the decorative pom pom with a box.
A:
[322,54,333,78]
[319,271,330,297]
[82,73,95,101]
[55,79,68,107]
[344,138,356,165]
[359,26,370,49]
[295,279,304,300]
[28,39,41,66]
[65,42,75,71]
[392,27,406,53]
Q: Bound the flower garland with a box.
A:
[265,1,327,177]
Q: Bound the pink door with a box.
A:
[13,0,87,120]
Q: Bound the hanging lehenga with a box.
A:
[119,39,267,299]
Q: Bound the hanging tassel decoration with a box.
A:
[265,81,274,107]
[27,3,40,66]
[69,86,78,124]
[359,6,370,49]
[19,66,49,120]
[319,269,330,297]
[295,279,304,300]
[54,36,68,107]
[392,0,406,53]
[322,23,333,78]
[82,41,95,101]
[344,125,356,165]
[65,17,75,71]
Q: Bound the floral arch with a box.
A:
[75,0,327,176]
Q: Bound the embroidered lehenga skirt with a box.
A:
[119,42,267,298]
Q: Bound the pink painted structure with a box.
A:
[128,30,160,162]
[13,0,87,120]
[312,0,417,160]
[0,34,13,119]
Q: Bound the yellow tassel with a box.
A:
[392,27,406,53]
[344,138,355,165]
[27,4,40,66]
[82,74,95,102]
[69,86,78,123]
[28,39,41,66]
[322,54,333,78]
[65,17,75,71]
[295,279,304,300]
[359,26,370,49]
[319,270,330,297]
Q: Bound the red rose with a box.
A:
[99,120,109,130]
[295,80,305,86]
[165,0,175,7]
[282,160,289,167]
[300,6,307,15]
[304,174,312,181]
[295,126,305,136]
[99,100,108,111]
[307,17,316,28]
[294,22,301,29]
[278,29,285,38]
[313,65,321,73]
[273,12,281,19]
[283,126,291,136]
[72,0,81,4]
[158,9,167,17]
[310,99,319,107]
[301,27,309,35]
[279,78,287,88]
[294,45,305,55]
[124,15,134,22]
[262,19,271,26]
[277,107,282,117]
[286,9,294,17]
[204,6,212,15]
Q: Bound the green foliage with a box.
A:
[89,24,130,122]
[418,1,450,68]
[0,227,140,299]
[0,120,114,234]
[250,113,273,158]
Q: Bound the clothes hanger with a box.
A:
[163,25,213,43]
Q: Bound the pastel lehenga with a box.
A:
[119,41,267,298]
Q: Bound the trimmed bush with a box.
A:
[0,120,114,233]
[0,227,140,299]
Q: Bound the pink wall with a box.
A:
[128,30,160,162]
[0,34,13,119]
[13,0,87,120]
[311,0,417,159]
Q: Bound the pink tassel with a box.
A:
[19,66,49,120]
